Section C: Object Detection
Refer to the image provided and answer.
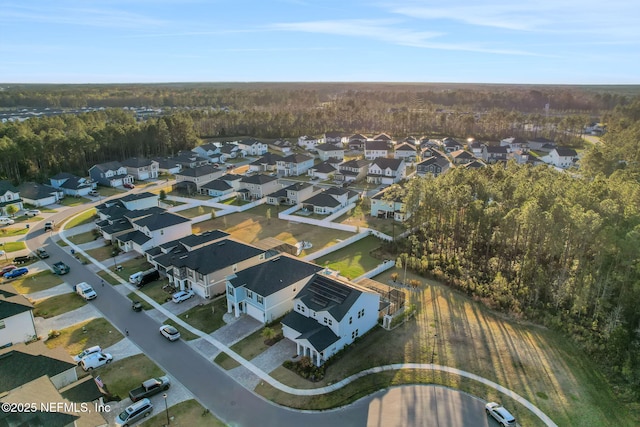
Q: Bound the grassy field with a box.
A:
[65,208,96,228]
[85,245,115,261]
[113,257,153,282]
[9,271,64,294]
[192,204,353,257]
[137,277,173,305]
[3,241,26,252]
[59,196,90,207]
[0,227,29,237]
[314,235,382,279]
[33,293,86,318]
[179,298,227,334]
[94,186,124,197]
[217,323,284,370]
[99,354,165,399]
[336,203,407,237]
[140,399,226,427]
[67,230,100,245]
[175,206,217,218]
[45,318,123,356]
[254,276,635,426]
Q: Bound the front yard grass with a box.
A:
[113,257,153,282]
[253,280,635,426]
[193,205,353,257]
[65,208,96,228]
[138,278,173,305]
[45,317,123,357]
[98,353,165,399]
[85,245,115,262]
[9,271,64,294]
[59,196,90,207]
[126,292,154,310]
[217,324,283,370]
[314,235,382,279]
[98,270,121,285]
[179,298,227,334]
[67,230,100,245]
[140,399,226,427]
[0,227,29,237]
[33,293,86,318]
[3,241,26,252]
[175,206,217,218]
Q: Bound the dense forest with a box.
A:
[388,99,640,405]
[0,84,632,182]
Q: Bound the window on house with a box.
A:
[188,270,194,278]
[247,290,253,299]
[349,316,352,324]
[228,287,234,296]
[257,295,263,304]
[196,272,204,281]
[160,230,164,235]
[232,264,238,272]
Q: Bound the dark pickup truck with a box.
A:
[52,261,70,275]
[13,255,32,264]
[128,377,170,402]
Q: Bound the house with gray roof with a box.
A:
[17,182,61,207]
[0,181,23,216]
[417,156,451,177]
[239,174,280,200]
[0,284,36,348]
[370,185,409,221]
[192,142,222,162]
[307,160,338,181]
[335,159,369,183]
[315,143,344,162]
[364,140,390,160]
[449,149,475,165]
[146,229,230,264]
[266,182,315,206]
[543,147,578,169]
[248,152,283,173]
[366,158,406,185]
[237,138,268,156]
[175,164,224,193]
[121,157,159,180]
[393,142,418,162]
[481,145,509,163]
[49,172,94,197]
[226,255,323,323]
[281,274,380,366]
[89,161,134,187]
[115,211,192,254]
[277,153,314,177]
[302,187,359,215]
[325,131,348,145]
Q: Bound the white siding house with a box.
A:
[0,288,36,347]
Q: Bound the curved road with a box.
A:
[26,202,499,427]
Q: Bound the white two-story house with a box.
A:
[364,140,390,160]
[226,255,323,323]
[121,158,159,180]
[276,154,314,177]
[315,143,345,162]
[543,147,578,169]
[0,181,23,215]
[89,161,134,187]
[298,135,326,150]
[370,185,409,221]
[266,182,314,206]
[237,138,268,156]
[0,285,36,348]
[115,211,192,254]
[282,274,380,366]
[239,174,280,200]
[366,158,406,185]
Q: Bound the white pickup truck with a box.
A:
[74,282,97,300]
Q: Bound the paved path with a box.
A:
[103,337,143,360]
[34,304,100,336]
[26,282,72,301]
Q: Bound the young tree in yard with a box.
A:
[159,189,167,203]
[261,327,277,343]
[5,205,18,218]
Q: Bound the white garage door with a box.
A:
[245,303,263,322]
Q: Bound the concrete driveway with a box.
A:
[34,304,100,336]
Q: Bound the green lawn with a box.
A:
[179,298,227,334]
[59,196,91,207]
[217,324,283,370]
[138,278,173,305]
[98,270,122,285]
[65,208,96,228]
[113,257,153,282]
[221,197,250,206]
[0,227,29,237]
[94,186,123,197]
[175,206,217,218]
[140,399,226,427]
[45,317,123,357]
[314,235,382,279]
[33,293,86,318]
[85,245,115,261]
[98,354,165,399]
[126,292,154,310]
[67,230,100,245]
[3,241,26,252]
[9,271,64,294]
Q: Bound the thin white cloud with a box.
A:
[268,19,537,55]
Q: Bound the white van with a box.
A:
[75,282,97,300]
[115,398,153,427]
[80,352,112,371]
[73,345,102,364]
[129,271,143,284]
[0,217,15,225]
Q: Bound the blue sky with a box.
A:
[1,0,639,84]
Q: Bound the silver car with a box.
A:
[485,402,516,426]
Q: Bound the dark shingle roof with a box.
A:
[60,375,104,403]
[365,140,389,151]
[312,161,337,174]
[315,143,343,152]
[229,256,322,296]
[240,174,278,185]
[340,159,369,169]
[281,153,313,164]
[450,149,475,159]
[133,212,190,231]
[121,157,156,168]
[281,311,339,352]
[16,183,57,200]
[0,295,33,320]
[120,191,157,203]
[176,164,221,177]
[201,179,232,191]
[91,161,123,173]
[0,180,19,194]
[484,146,508,154]
[155,230,229,252]
[371,157,404,171]
[297,274,363,322]
[0,409,78,427]
[251,153,283,166]
[554,147,578,157]
[0,351,75,392]
[395,142,417,152]
[117,230,151,245]
[304,193,341,208]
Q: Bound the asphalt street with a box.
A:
[25,198,492,427]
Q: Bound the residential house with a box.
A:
[370,185,409,221]
[373,133,393,143]
[237,138,268,156]
[335,159,369,183]
[366,158,406,185]
[266,182,314,206]
[192,142,222,162]
[0,284,36,347]
[464,160,487,169]
[323,186,360,206]
[307,161,337,181]
[48,172,94,197]
[364,140,390,160]
[276,154,314,177]
[302,187,359,215]
[297,135,326,150]
[145,229,230,269]
[172,151,211,169]
[239,174,280,200]
[115,191,159,211]
[348,133,368,150]
[543,147,578,169]
[152,157,182,174]
[315,143,345,162]
[248,153,283,173]
[0,342,78,390]
[416,156,451,177]
[121,157,159,180]
[0,181,23,215]
[394,142,418,162]
[266,139,293,154]
[219,143,244,162]
[402,136,419,145]
[175,164,224,193]
[200,178,234,198]
[442,137,463,153]
[281,274,380,366]
[89,161,134,187]
[467,139,484,158]
[527,137,556,152]
[450,149,475,165]
[481,145,509,163]
[155,238,267,298]
[16,182,61,207]
[115,211,192,254]
[226,255,323,323]
[500,137,529,153]
[325,131,349,145]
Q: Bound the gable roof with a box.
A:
[201,179,232,191]
[395,142,417,152]
[229,255,323,296]
[464,160,486,169]
[121,157,156,168]
[16,182,57,200]
[349,133,367,141]
[315,143,343,152]
[371,157,404,171]
[281,153,313,164]
[364,140,389,151]
[239,138,264,146]
[195,142,219,152]
[285,182,313,192]
[450,149,475,159]
[157,239,264,274]
[0,344,76,392]
[303,193,341,208]
[418,156,450,168]
[0,180,18,194]
[373,133,392,141]
[240,174,279,185]
[120,191,157,203]
[281,311,340,352]
[554,147,578,157]
[296,274,364,321]
[311,161,337,174]
[251,152,283,166]
[484,145,508,154]
[155,230,230,252]
[91,161,123,173]
[340,159,369,169]
[0,293,33,320]
[371,185,404,201]
[175,164,221,177]
[133,212,190,231]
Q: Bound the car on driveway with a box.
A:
[159,325,181,341]
[123,182,135,189]
[0,217,15,225]
[73,345,102,364]
[80,352,113,371]
[25,209,41,217]
[4,267,28,279]
[171,289,195,303]
[485,402,516,427]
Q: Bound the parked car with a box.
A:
[74,282,97,300]
[88,189,99,197]
[159,325,180,341]
[80,352,112,371]
[12,255,32,265]
[114,398,153,427]
[123,182,135,189]
[52,261,70,275]
[72,345,102,364]
[44,221,54,231]
[35,248,49,259]
[0,217,15,225]
[4,267,28,279]
[0,265,16,275]
[485,402,517,427]
[128,376,170,402]
[24,209,41,217]
[171,289,195,303]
